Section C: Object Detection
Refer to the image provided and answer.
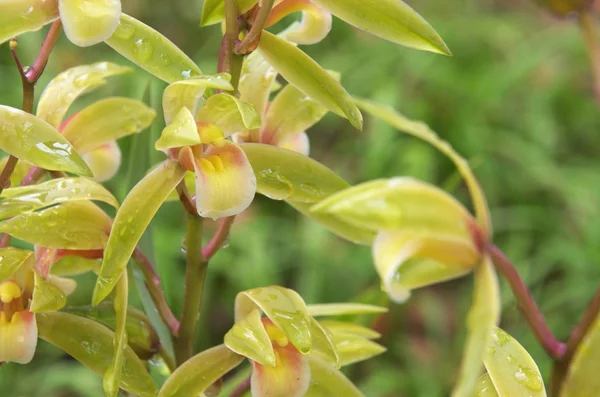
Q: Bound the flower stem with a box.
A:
[235,0,275,55]
[25,20,62,84]
[579,11,600,102]
[219,0,244,90]
[174,215,206,366]
[132,247,180,336]
[488,244,566,359]
[229,376,251,397]
[202,216,235,260]
[176,181,197,216]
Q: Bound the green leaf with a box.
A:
[224,309,275,366]
[257,31,362,131]
[30,272,67,313]
[451,255,500,397]
[483,328,546,396]
[288,201,376,245]
[318,320,381,340]
[0,0,58,45]
[59,0,121,47]
[330,331,386,366]
[163,74,233,125]
[0,201,111,249]
[64,303,159,360]
[200,0,258,26]
[354,97,491,237]
[37,311,157,397]
[235,286,312,354]
[473,373,499,397]
[307,303,388,317]
[103,272,128,397]
[196,94,262,136]
[0,105,92,176]
[155,107,201,151]
[311,177,473,234]
[158,344,244,397]
[93,160,185,306]
[0,177,119,220]
[61,97,156,153]
[105,13,203,83]
[305,355,365,397]
[312,0,450,54]
[0,247,33,282]
[561,309,600,396]
[240,143,349,203]
[37,62,132,128]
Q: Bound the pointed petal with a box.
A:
[279,132,310,156]
[473,373,499,397]
[0,201,112,250]
[224,309,276,367]
[30,272,67,313]
[483,328,546,396]
[59,0,121,46]
[308,317,339,366]
[155,107,201,151]
[373,231,477,303]
[318,320,381,340]
[0,177,119,221]
[305,355,365,397]
[451,255,500,397]
[0,310,38,364]
[251,343,311,397]
[239,51,278,116]
[0,0,58,45]
[158,345,244,397]
[307,303,387,317]
[93,160,185,305]
[196,94,261,137]
[103,272,128,397]
[330,331,386,366]
[267,0,332,45]
[194,141,256,219]
[82,141,122,182]
[61,98,155,153]
[37,62,131,128]
[163,74,233,125]
[105,14,202,83]
[0,248,34,283]
[235,286,312,354]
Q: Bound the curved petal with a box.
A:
[473,373,499,397]
[82,141,122,182]
[307,303,387,317]
[319,320,381,340]
[30,272,67,313]
[0,248,34,283]
[239,51,278,116]
[0,310,37,364]
[163,74,233,125]
[235,286,312,354]
[224,309,276,367]
[251,342,311,397]
[194,141,256,219]
[267,0,332,45]
[308,317,339,366]
[330,331,386,366]
[155,107,201,151]
[59,0,121,46]
[279,132,310,156]
[196,94,261,137]
[305,355,365,397]
[60,97,156,153]
[0,0,59,45]
[37,62,131,128]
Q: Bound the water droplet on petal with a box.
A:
[515,367,543,392]
[132,39,154,62]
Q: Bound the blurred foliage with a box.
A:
[1,0,600,396]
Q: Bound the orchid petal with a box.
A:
[318,320,381,340]
[37,62,131,128]
[0,248,34,283]
[330,331,386,366]
[82,141,122,182]
[51,253,102,276]
[59,0,120,46]
[235,286,312,354]
[30,272,67,313]
[60,97,155,154]
[193,141,256,219]
[0,310,37,364]
[0,0,59,45]
[279,132,310,156]
[155,107,201,151]
[373,231,478,303]
[473,373,499,396]
[251,343,311,397]
[224,309,276,367]
[196,94,261,137]
[163,74,233,125]
[307,303,387,317]
[305,355,365,397]
[47,275,77,296]
[308,317,339,366]
[239,51,278,116]
[267,0,332,45]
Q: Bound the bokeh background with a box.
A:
[1,0,600,396]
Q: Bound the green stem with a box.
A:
[219,0,244,90]
[174,215,206,366]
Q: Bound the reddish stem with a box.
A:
[229,376,251,397]
[235,0,275,55]
[132,247,180,336]
[202,216,236,260]
[488,244,566,359]
[25,20,62,84]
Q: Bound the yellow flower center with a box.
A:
[0,280,25,321]
[197,123,224,144]
[198,155,225,173]
[263,319,289,348]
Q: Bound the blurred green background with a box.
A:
[1,0,600,396]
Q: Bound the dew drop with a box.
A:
[299,182,325,199]
[160,53,172,67]
[132,39,154,62]
[492,328,511,347]
[506,354,517,364]
[113,22,135,40]
[515,367,543,392]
